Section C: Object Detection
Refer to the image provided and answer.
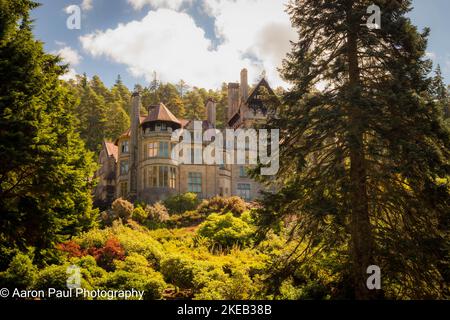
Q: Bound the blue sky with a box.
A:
[30,0,450,89]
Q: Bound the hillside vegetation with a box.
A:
[0,194,342,300]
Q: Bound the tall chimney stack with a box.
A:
[227,83,240,120]
[129,90,141,200]
[240,68,249,102]
[206,99,217,128]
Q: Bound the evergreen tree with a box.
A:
[167,95,186,119]
[76,86,108,152]
[106,101,130,140]
[183,89,206,120]
[113,74,131,104]
[430,65,450,119]
[176,79,189,98]
[214,83,229,128]
[90,75,112,102]
[257,0,450,299]
[0,0,98,266]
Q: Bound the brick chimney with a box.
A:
[129,90,141,200]
[240,68,249,102]
[227,83,240,120]
[206,98,217,127]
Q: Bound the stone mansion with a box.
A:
[94,69,277,207]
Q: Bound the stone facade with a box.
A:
[94,69,275,206]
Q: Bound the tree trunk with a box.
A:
[346,2,374,300]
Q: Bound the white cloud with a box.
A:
[82,0,94,11]
[426,52,436,60]
[55,46,82,66]
[54,46,82,81]
[64,1,93,13]
[202,0,295,87]
[60,68,78,81]
[80,1,295,89]
[127,0,193,10]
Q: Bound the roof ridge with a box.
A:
[143,102,181,124]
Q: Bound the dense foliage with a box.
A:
[0,0,98,267]
[1,0,449,301]
[255,0,450,299]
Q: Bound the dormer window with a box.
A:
[121,141,129,154]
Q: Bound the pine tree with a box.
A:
[257,0,450,299]
[0,0,98,266]
[167,96,186,119]
[430,65,450,119]
[176,79,189,98]
[106,101,130,140]
[183,89,206,120]
[76,86,108,152]
[113,74,131,104]
[90,75,112,102]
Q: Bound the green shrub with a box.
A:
[100,270,166,300]
[75,228,111,250]
[160,255,200,289]
[167,210,205,228]
[278,278,302,300]
[197,213,255,249]
[70,256,107,287]
[197,196,248,217]
[115,253,153,275]
[112,225,164,268]
[163,193,200,214]
[194,269,258,300]
[132,206,148,224]
[35,265,72,292]
[0,253,38,290]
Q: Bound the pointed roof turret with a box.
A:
[142,103,181,125]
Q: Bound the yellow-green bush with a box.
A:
[197,213,255,249]
[163,192,200,214]
[0,253,38,290]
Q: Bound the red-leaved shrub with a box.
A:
[57,241,85,258]
[90,237,125,271]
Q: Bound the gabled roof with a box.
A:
[179,119,190,128]
[227,77,277,128]
[143,103,181,125]
[245,77,276,105]
[104,141,118,162]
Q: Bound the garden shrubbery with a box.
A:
[197,213,255,249]
[163,192,200,214]
[0,195,307,300]
[197,196,248,217]
[0,253,38,290]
